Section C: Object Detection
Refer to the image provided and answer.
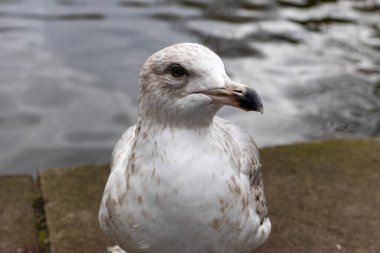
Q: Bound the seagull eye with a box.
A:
[170,64,185,78]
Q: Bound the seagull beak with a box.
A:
[200,80,263,113]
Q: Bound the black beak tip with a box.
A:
[239,88,264,113]
[258,104,264,114]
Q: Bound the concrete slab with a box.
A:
[39,165,113,253]
[0,175,38,253]
[256,138,380,253]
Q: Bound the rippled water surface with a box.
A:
[1,0,379,174]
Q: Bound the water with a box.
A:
[0,0,379,174]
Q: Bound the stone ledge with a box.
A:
[256,138,380,253]
[0,175,38,253]
[39,164,113,253]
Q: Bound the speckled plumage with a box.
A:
[99,43,270,253]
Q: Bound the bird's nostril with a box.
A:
[232,89,243,94]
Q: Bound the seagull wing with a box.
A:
[99,125,135,240]
[214,117,268,225]
[244,135,268,225]
[111,125,136,172]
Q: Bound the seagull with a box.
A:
[99,43,270,253]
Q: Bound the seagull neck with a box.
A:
[137,103,220,129]
[135,114,217,133]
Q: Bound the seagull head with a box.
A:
[138,43,263,127]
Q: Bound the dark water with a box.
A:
[0,0,379,174]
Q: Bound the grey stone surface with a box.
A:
[0,175,38,253]
[256,138,380,253]
[39,164,113,253]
